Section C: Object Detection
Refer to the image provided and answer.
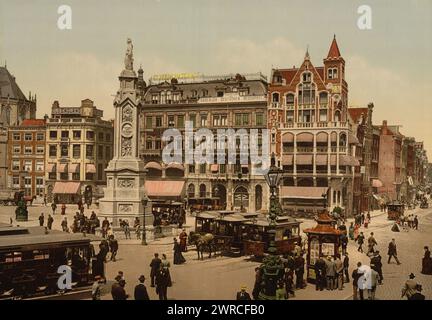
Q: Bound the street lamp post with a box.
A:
[141,196,149,246]
[258,153,285,300]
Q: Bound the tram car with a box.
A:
[387,201,405,220]
[0,224,103,299]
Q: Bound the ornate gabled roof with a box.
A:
[0,67,27,101]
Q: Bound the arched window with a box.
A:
[286,93,294,106]
[339,133,347,147]
[187,184,195,198]
[298,83,316,105]
[199,184,206,198]
[234,186,249,209]
[319,92,328,105]
[334,110,341,122]
[272,92,280,102]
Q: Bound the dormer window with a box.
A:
[202,89,208,97]
[217,91,224,97]
[302,72,312,83]
[191,90,198,98]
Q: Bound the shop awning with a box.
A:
[280,186,328,199]
[144,161,163,171]
[144,180,185,198]
[69,163,80,173]
[47,163,56,173]
[316,154,328,166]
[339,155,360,166]
[166,162,185,171]
[296,154,313,165]
[296,133,313,143]
[58,163,67,173]
[86,163,96,173]
[372,179,383,188]
[52,182,80,194]
[282,133,294,143]
[210,164,219,172]
[282,154,293,165]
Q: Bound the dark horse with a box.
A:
[188,231,215,260]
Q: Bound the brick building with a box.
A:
[7,119,46,197]
[267,36,360,217]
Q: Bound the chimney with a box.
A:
[382,120,387,127]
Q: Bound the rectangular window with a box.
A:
[105,133,111,142]
[24,133,32,141]
[146,116,153,128]
[105,146,111,160]
[200,163,206,174]
[12,160,20,171]
[98,132,104,141]
[221,114,227,126]
[98,145,104,158]
[155,140,161,150]
[146,139,153,149]
[12,176,20,188]
[24,160,32,171]
[86,131,94,140]
[13,145,20,154]
[168,115,175,127]
[256,113,264,126]
[61,131,69,139]
[73,145,81,158]
[73,130,81,139]
[36,133,44,141]
[242,114,249,125]
[200,114,207,127]
[152,94,159,104]
[213,115,220,126]
[188,164,195,174]
[286,110,294,122]
[49,131,57,139]
[85,173,94,180]
[189,114,196,127]
[36,160,44,171]
[86,145,94,158]
[60,173,68,180]
[177,115,184,127]
[156,116,162,127]
[49,145,57,157]
[72,172,80,180]
[60,144,68,157]
[24,146,33,154]
[36,146,44,154]
[235,114,242,126]
[319,109,327,122]
[13,133,21,141]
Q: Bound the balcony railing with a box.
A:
[282,121,350,129]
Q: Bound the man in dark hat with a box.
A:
[39,213,45,227]
[388,239,401,264]
[370,250,383,284]
[134,275,150,300]
[401,273,417,299]
[150,253,162,287]
[408,284,425,300]
[111,277,128,300]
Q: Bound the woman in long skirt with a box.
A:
[173,238,186,265]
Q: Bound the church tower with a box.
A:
[99,39,152,228]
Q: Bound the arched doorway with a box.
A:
[255,185,263,211]
[234,186,249,210]
[212,184,227,208]
[187,183,195,198]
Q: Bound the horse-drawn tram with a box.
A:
[193,211,301,258]
[243,216,301,257]
[0,224,102,300]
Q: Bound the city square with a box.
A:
[0,0,431,303]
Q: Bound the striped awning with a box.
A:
[296,133,313,142]
[86,163,96,173]
[145,180,185,199]
[340,155,360,166]
[348,133,360,145]
[316,132,328,143]
[210,164,219,172]
[282,133,294,143]
[69,163,80,173]
[52,182,80,194]
[281,186,328,199]
[372,179,383,188]
[166,162,185,171]
[47,163,56,173]
[58,163,67,173]
[144,161,163,171]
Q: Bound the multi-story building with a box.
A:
[7,119,46,197]
[267,36,360,217]
[45,99,114,204]
[0,66,36,125]
[370,125,382,208]
[377,120,403,201]
[0,125,7,191]
[139,71,270,212]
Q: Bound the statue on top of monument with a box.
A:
[124,38,134,70]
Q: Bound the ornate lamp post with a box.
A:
[258,153,285,300]
[141,195,149,246]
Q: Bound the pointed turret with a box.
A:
[327,34,341,59]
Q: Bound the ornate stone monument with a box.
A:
[99,39,153,235]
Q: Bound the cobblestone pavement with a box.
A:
[1,204,431,300]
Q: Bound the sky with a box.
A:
[0,0,431,152]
